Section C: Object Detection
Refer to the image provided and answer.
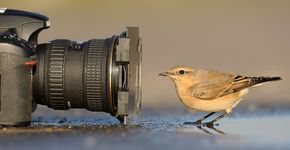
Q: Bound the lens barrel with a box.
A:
[33,37,119,115]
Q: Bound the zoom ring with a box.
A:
[85,40,105,111]
[47,40,68,109]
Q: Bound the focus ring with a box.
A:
[85,39,105,111]
[47,40,68,109]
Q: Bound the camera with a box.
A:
[0,8,142,126]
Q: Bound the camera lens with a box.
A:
[33,37,119,115]
[32,27,141,123]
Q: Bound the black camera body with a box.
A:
[0,8,142,126]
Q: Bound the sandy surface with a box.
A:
[0,105,289,150]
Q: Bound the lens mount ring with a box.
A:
[106,36,118,115]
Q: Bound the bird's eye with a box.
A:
[179,70,185,75]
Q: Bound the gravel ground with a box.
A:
[0,104,289,150]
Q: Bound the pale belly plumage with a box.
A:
[177,89,249,113]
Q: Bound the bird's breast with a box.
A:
[176,87,249,112]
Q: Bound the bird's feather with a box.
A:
[189,69,281,100]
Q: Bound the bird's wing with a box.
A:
[190,70,253,100]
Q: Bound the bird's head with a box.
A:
[159,65,196,83]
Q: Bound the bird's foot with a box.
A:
[183,121,202,126]
[203,122,215,128]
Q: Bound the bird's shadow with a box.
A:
[199,124,227,135]
[184,123,227,135]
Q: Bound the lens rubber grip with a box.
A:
[85,39,106,111]
[47,40,69,109]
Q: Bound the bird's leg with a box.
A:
[205,112,229,128]
[184,112,216,125]
[194,112,216,124]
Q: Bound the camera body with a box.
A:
[0,8,142,126]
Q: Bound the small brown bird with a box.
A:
[159,66,282,127]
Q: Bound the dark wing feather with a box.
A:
[190,73,254,100]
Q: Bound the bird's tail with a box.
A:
[250,76,283,87]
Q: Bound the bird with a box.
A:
[159,65,282,127]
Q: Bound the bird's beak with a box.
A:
[158,72,172,76]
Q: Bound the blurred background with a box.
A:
[1,0,289,110]
[1,1,290,150]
